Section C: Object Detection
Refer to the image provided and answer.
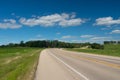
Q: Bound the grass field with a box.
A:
[0,47,43,80]
[67,44,120,57]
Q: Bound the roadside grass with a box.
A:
[0,47,43,80]
[66,44,120,57]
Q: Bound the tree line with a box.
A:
[0,40,104,49]
[104,41,120,45]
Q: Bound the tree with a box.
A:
[104,41,110,44]
[118,41,120,44]
[19,41,25,47]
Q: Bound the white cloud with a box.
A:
[56,32,61,35]
[29,38,46,41]
[94,17,120,26]
[4,19,16,23]
[80,35,94,38]
[71,40,92,43]
[19,13,85,27]
[36,34,42,38]
[61,13,69,19]
[88,36,113,43]
[19,18,38,26]
[0,19,22,29]
[111,30,120,34]
[79,34,114,43]
[11,13,15,16]
[70,12,76,18]
[59,18,83,27]
[90,37,112,41]
[31,15,37,18]
[62,35,76,39]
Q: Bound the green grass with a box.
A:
[0,47,43,80]
[66,44,120,57]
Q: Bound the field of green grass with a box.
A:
[0,47,43,80]
[67,44,120,57]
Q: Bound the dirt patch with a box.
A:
[4,56,22,64]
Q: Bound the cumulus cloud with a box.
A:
[80,35,94,38]
[19,13,85,27]
[94,17,120,26]
[0,19,22,29]
[111,30,120,34]
[62,35,76,39]
[4,19,16,23]
[59,19,83,27]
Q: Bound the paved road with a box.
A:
[35,48,120,80]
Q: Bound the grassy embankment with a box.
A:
[0,47,43,80]
[67,44,120,57]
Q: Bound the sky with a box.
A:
[0,0,120,45]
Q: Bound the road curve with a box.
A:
[34,48,120,80]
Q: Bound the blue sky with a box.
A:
[0,0,120,45]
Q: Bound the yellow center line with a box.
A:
[53,50,120,69]
[73,55,120,69]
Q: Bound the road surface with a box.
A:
[34,48,120,80]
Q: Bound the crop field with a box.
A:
[0,47,42,80]
[67,44,120,57]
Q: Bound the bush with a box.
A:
[91,43,104,49]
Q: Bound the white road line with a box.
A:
[49,52,90,80]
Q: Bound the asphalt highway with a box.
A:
[35,48,120,80]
